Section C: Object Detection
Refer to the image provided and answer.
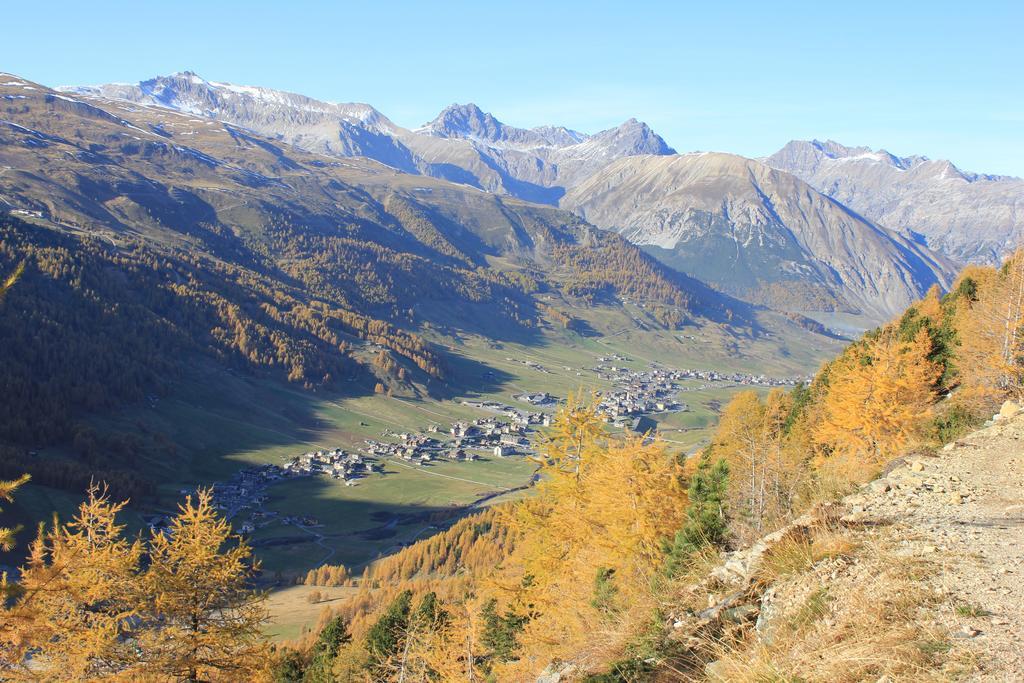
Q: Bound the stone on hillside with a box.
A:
[949,492,965,504]
[704,660,727,679]
[868,479,891,494]
[1000,400,1022,419]
[911,460,925,472]
[536,663,576,682]
[898,476,924,489]
[721,604,759,623]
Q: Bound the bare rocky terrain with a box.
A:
[858,403,1024,680]
[667,401,1024,681]
[766,140,1024,266]
[561,152,956,322]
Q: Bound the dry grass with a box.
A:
[754,527,858,587]
[704,536,962,682]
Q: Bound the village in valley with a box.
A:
[189,355,809,541]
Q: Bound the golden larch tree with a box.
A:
[138,488,268,682]
[815,327,940,465]
[956,249,1024,401]
[1,486,143,681]
[495,398,684,678]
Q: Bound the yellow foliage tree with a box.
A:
[815,327,940,466]
[956,249,1024,401]
[0,474,29,554]
[416,598,489,682]
[495,396,684,677]
[1,486,143,681]
[138,489,269,682]
[712,389,802,538]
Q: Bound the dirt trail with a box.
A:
[851,406,1024,680]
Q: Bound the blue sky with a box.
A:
[3,1,1023,175]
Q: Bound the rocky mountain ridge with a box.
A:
[1,72,743,338]
[50,72,1019,322]
[61,73,675,205]
[561,152,957,322]
[766,139,1024,264]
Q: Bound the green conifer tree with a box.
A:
[663,453,729,577]
[364,589,412,674]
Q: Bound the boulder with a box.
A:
[536,663,576,682]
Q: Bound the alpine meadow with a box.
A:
[1,2,1023,681]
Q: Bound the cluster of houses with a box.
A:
[281,448,372,483]
[362,408,549,464]
[193,401,556,539]
[514,391,556,406]
[205,464,280,522]
[185,350,815,544]
[673,367,810,387]
[591,363,687,421]
[194,354,813,541]
[195,450,373,535]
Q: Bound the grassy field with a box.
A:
[262,584,359,642]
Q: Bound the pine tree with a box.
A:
[270,648,306,682]
[303,615,350,682]
[364,589,413,675]
[479,597,521,662]
[663,453,729,578]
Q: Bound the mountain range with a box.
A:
[63,73,674,205]
[766,139,1024,265]
[0,72,741,391]
[562,152,954,320]
[60,75,1023,280]
[56,71,1020,324]
[6,70,1015,323]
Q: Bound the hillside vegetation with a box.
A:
[0,76,752,506]
[270,250,1023,681]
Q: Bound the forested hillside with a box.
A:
[274,250,1023,681]
[0,75,748,504]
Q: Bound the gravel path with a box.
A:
[849,406,1024,680]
